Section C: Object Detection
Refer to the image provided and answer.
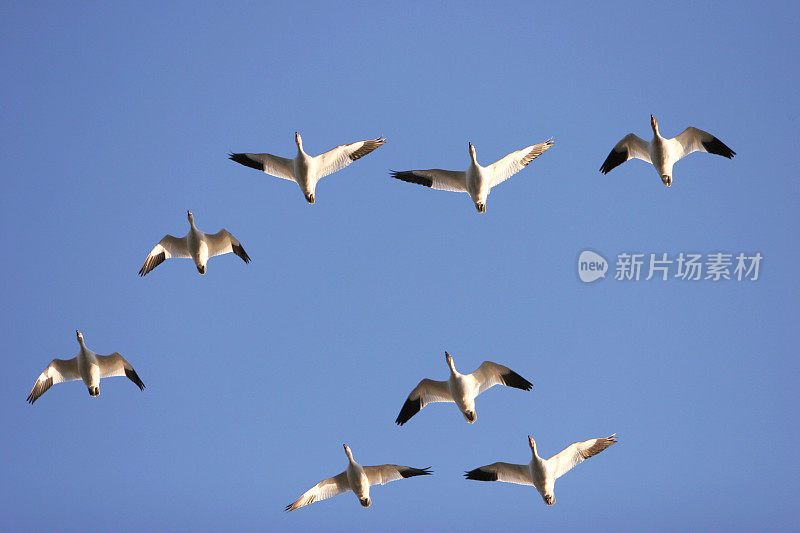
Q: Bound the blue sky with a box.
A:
[2,1,798,531]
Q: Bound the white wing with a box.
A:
[96,352,146,390]
[487,139,555,187]
[364,465,432,486]
[285,471,350,512]
[27,357,80,404]
[673,127,736,161]
[395,378,453,425]
[228,152,296,181]
[314,137,386,179]
[464,462,533,486]
[470,361,533,396]
[599,134,652,174]
[390,169,468,192]
[138,234,190,276]
[205,229,251,263]
[547,434,618,480]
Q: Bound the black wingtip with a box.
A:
[395,397,421,426]
[229,153,264,171]
[390,170,433,188]
[126,368,146,391]
[400,466,433,478]
[702,137,736,159]
[599,148,627,174]
[502,370,533,391]
[464,468,498,482]
[233,244,251,264]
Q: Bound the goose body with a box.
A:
[395,351,532,425]
[600,115,735,186]
[390,139,554,212]
[465,434,618,506]
[285,444,431,511]
[139,211,250,276]
[229,133,386,204]
[27,330,145,404]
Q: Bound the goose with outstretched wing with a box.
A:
[465,434,617,505]
[600,115,734,186]
[229,133,386,204]
[395,351,532,425]
[285,444,431,511]
[390,138,553,212]
[27,330,145,404]
[139,211,250,276]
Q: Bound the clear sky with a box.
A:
[2,2,798,531]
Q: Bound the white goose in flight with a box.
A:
[465,433,618,506]
[600,115,735,186]
[390,138,554,212]
[285,444,432,512]
[139,211,250,276]
[395,351,532,425]
[27,330,145,404]
[229,133,386,204]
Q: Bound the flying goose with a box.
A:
[139,211,250,276]
[285,444,432,512]
[395,351,532,425]
[229,133,386,204]
[27,330,145,404]
[599,115,735,186]
[390,138,554,212]
[465,433,618,506]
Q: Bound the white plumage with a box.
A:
[390,139,554,212]
[395,351,532,425]
[27,330,145,404]
[139,211,250,276]
[285,444,432,511]
[465,434,618,506]
[229,132,386,204]
[600,115,735,186]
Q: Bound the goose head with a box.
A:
[76,330,84,342]
[445,351,457,371]
[187,210,195,224]
[468,141,477,162]
[528,435,539,456]
[295,132,304,151]
[650,114,659,135]
[343,444,355,461]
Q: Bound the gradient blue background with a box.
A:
[2,2,798,531]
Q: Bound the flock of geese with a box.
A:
[27,115,735,511]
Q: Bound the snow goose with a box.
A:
[465,433,618,506]
[395,351,532,425]
[229,133,386,204]
[27,330,145,404]
[139,211,250,276]
[599,115,735,186]
[285,444,432,511]
[390,138,554,212]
